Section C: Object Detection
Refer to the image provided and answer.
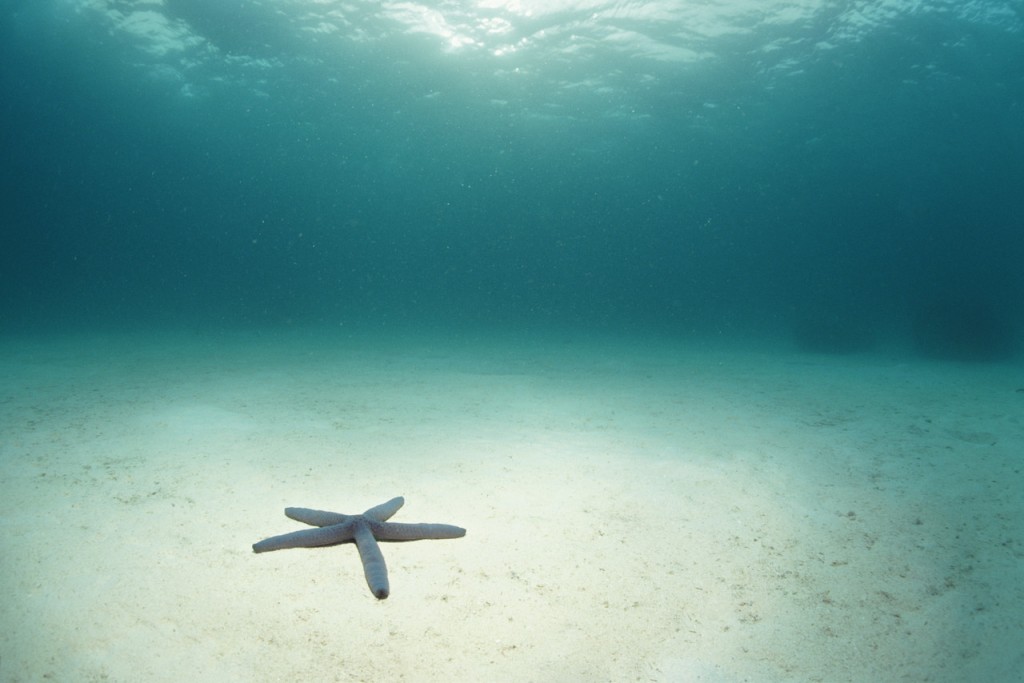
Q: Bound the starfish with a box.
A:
[252,496,466,599]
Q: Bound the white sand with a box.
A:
[1,329,1022,682]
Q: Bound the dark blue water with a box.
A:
[2,1,1022,358]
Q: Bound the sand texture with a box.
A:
[1,331,1022,682]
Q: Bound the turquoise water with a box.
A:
[2,0,1021,357]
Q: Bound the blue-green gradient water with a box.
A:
[2,1,1022,358]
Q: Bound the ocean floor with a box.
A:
[1,328,1022,682]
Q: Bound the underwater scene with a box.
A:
[1,1,1023,681]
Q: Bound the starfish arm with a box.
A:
[285,508,352,527]
[362,496,405,522]
[353,520,390,599]
[252,520,357,553]
[371,521,467,541]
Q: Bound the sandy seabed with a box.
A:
[1,329,1022,682]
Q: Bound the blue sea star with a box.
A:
[253,496,466,599]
